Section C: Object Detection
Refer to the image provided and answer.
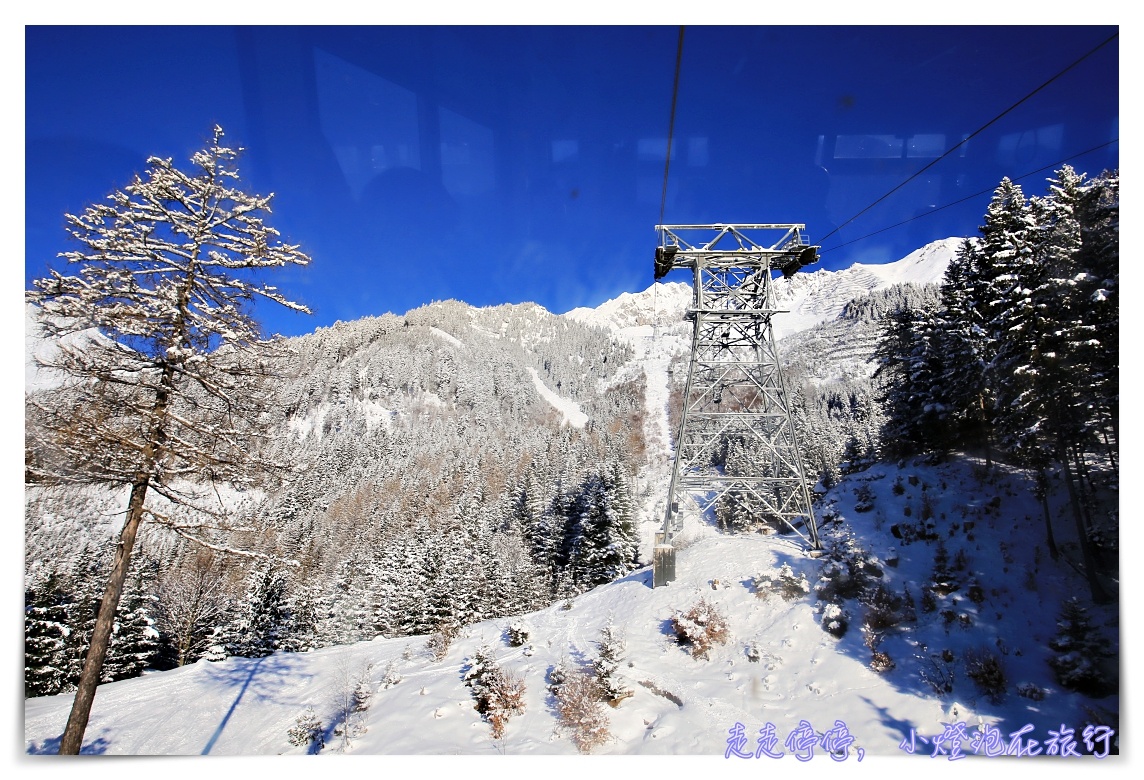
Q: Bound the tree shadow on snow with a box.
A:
[26,733,110,755]
[198,653,311,755]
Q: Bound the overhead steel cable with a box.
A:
[656,25,686,335]
[658,26,686,227]
[820,138,1119,254]
[818,31,1118,246]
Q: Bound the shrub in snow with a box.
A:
[745,641,761,663]
[964,647,1006,703]
[919,651,955,696]
[332,660,374,749]
[854,484,875,512]
[815,538,883,603]
[671,598,730,659]
[754,564,810,601]
[892,589,914,625]
[1023,567,1038,592]
[820,602,849,638]
[870,650,895,673]
[287,706,324,751]
[463,645,526,739]
[426,622,457,661]
[547,658,569,695]
[860,583,904,631]
[380,660,402,690]
[352,664,374,713]
[506,620,530,647]
[553,667,610,753]
[919,490,935,521]
[743,641,783,669]
[1047,598,1115,697]
[863,630,894,673]
[930,543,959,595]
[1017,682,1045,701]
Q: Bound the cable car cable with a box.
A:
[658,26,686,228]
[818,31,1118,246]
[819,138,1119,255]
[655,26,686,338]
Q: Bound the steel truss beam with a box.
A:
[655,224,821,579]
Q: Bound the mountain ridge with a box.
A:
[566,237,963,339]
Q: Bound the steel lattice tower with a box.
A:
[653,224,821,587]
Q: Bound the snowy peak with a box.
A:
[564,281,692,330]
[769,237,961,338]
[854,237,963,287]
[567,238,962,339]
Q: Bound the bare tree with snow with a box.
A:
[26,126,311,754]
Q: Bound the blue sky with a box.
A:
[24,24,1119,339]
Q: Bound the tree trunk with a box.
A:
[978,393,993,470]
[58,479,148,754]
[1101,425,1118,470]
[1035,468,1059,560]
[1070,443,1096,533]
[1057,439,1110,604]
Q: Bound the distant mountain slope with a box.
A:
[566,237,962,340]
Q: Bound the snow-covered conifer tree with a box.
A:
[24,579,73,697]
[226,559,291,658]
[593,619,632,704]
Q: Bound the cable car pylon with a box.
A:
[652,224,822,587]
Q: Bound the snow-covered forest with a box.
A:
[24,166,1119,757]
[26,297,646,684]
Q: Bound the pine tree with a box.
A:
[873,304,948,455]
[281,578,322,652]
[287,706,325,751]
[102,590,160,682]
[25,580,73,697]
[1048,597,1115,696]
[593,619,632,704]
[995,168,1114,601]
[937,180,1033,464]
[227,559,291,658]
[320,551,375,645]
[564,467,638,589]
[462,645,525,740]
[26,126,311,753]
[1072,169,1119,452]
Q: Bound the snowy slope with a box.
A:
[23,457,1119,758]
[24,302,101,393]
[566,237,962,340]
[566,281,692,330]
[769,238,960,339]
[527,367,588,428]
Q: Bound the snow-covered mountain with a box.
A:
[566,281,692,331]
[24,235,1118,758]
[566,237,961,340]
